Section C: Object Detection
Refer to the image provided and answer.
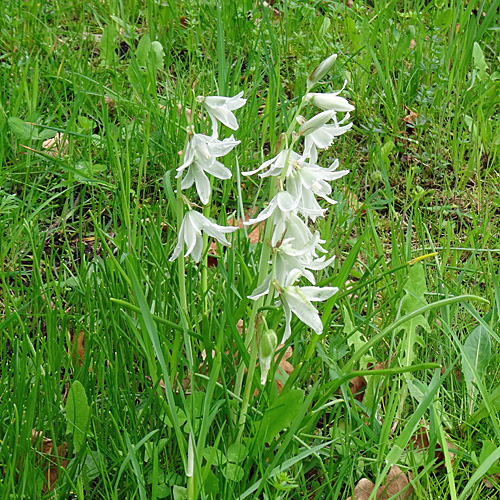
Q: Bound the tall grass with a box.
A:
[1,0,500,498]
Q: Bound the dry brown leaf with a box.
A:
[411,421,455,466]
[229,210,263,244]
[403,106,418,126]
[347,466,413,500]
[42,133,68,157]
[380,465,413,500]
[347,478,376,500]
[349,375,367,401]
[483,473,500,488]
[31,429,67,493]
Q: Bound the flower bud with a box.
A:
[306,93,355,112]
[306,54,337,90]
[259,329,278,385]
[298,110,335,136]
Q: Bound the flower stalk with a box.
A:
[238,54,354,411]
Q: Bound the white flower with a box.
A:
[199,92,246,136]
[244,191,300,246]
[306,92,354,113]
[278,269,338,342]
[298,110,336,136]
[242,149,301,178]
[307,54,337,90]
[277,212,314,249]
[286,157,349,219]
[274,234,334,285]
[303,120,353,156]
[176,133,240,204]
[169,211,238,263]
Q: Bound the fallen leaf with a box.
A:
[349,375,366,401]
[31,429,67,493]
[380,465,413,500]
[347,466,413,500]
[403,106,418,128]
[347,478,376,500]
[68,330,85,367]
[411,421,455,466]
[42,132,68,157]
[483,473,500,488]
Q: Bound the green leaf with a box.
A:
[344,305,363,352]
[203,446,226,466]
[8,117,39,140]
[136,34,151,66]
[458,445,500,500]
[479,441,500,475]
[473,42,489,82]
[223,463,244,482]
[172,485,187,500]
[203,469,220,498]
[462,325,491,411]
[469,385,500,424]
[227,443,248,464]
[101,25,116,66]
[65,380,90,452]
[149,41,165,72]
[256,389,304,445]
[398,264,430,368]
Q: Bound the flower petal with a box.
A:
[248,273,272,300]
[203,159,232,180]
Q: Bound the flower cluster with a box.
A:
[170,92,246,262]
[244,54,353,343]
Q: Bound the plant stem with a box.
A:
[235,94,308,441]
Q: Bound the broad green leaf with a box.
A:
[223,463,244,482]
[398,264,430,368]
[458,445,500,500]
[473,42,489,82]
[136,34,151,66]
[8,117,39,140]
[479,441,500,475]
[65,380,90,452]
[344,305,363,352]
[156,484,170,499]
[172,485,187,500]
[149,41,165,72]
[227,443,248,464]
[256,389,304,445]
[469,385,500,424]
[203,446,226,466]
[435,8,453,29]
[101,25,116,66]
[203,469,220,498]
[462,325,491,412]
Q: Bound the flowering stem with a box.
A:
[236,89,323,439]
[171,177,188,383]
[201,197,211,316]
[236,173,279,442]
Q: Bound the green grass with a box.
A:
[1,0,500,498]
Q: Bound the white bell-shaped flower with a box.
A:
[278,269,338,342]
[176,133,240,205]
[169,211,238,263]
[199,92,246,136]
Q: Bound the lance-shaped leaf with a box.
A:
[462,325,491,414]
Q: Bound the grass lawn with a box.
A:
[1,0,500,498]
